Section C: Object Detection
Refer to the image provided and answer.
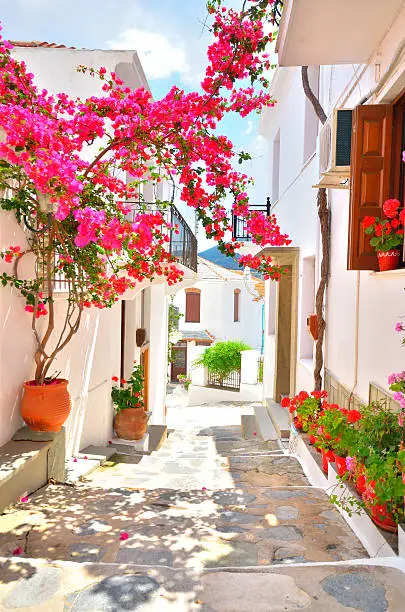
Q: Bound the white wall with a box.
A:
[260,3,405,401]
[173,278,263,351]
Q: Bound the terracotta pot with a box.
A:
[293,416,303,431]
[356,474,367,495]
[21,379,71,432]
[334,454,348,477]
[377,249,400,272]
[370,502,398,533]
[321,449,335,474]
[114,407,148,440]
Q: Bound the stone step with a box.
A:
[0,482,367,568]
[253,404,279,441]
[2,556,403,612]
[265,397,290,438]
[241,414,262,440]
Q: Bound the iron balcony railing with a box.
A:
[272,0,284,27]
[128,201,198,272]
[232,197,271,241]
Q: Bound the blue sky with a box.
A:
[1,0,271,251]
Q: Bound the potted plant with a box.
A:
[362,199,404,271]
[111,364,149,441]
[177,374,192,391]
[281,389,326,432]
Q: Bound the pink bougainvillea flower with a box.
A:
[253,432,257,436]
[20,496,29,503]
[345,456,356,471]
[202,487,207,491]
[13,547,23,555]
[119,532,129,541]
[73,458,78,463]
[395,322,404,332]
[83,456,88,460]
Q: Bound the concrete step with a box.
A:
[241,414,262,440]
[253,404,278,441]
[265,398,290,438]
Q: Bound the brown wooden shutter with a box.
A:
[234,289,240,322]
[185,290,200,322]
[348,104,393,270]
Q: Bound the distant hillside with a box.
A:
[198,246,241,270]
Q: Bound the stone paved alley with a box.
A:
[0,402,405,610]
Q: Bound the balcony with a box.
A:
[232,198,271,241]
[276,0,404,67]
[128,202,197,272]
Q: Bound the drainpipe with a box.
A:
[349,271,361,404]
[261,302,265,355]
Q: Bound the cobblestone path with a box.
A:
[0,402,404,610]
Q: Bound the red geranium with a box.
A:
[362,216,376,229]
[281,397,290,408]
[347,409,362,424]
[383,198,401,219]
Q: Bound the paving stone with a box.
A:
[262,526,304,541]
[203,540,258,568]
[321,570,388,611]
[211,491,256,505]
[66,575,160,612]
[69,543,105,562]
[116,548,174,566]
[262,489,309,500]
[75,519,111,535]
[3,566,60,608]
[275,505,299,520]
[218,511,262,525]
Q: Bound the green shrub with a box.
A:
[193,340,251,379]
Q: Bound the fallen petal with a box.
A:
[13,547,23,555]
[20,496,29,503]
[119,532,129,541]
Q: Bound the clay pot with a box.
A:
[333,454,348,477]
[321,449,335,474]
[370,502,398,533]
[309,434,316,445]
[377,249,400,272]
[355,474,367,495]
[114,407,148,440]
[21,379,71,432]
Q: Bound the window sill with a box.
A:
[298,358,313,373]
[369,268,405,278]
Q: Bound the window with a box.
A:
[185,288,200,322]
[272,130,281,203]
[234,289,241,322]
[303,67,320,163]
[348,94,405,270]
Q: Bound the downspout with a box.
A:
[261,302,265,355]
[349,271,361,403]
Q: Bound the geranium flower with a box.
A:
[280,397,290,408]
[362,216,376,229]
[383,198,401,219]
[347,409,362,424]
[345,456,356,471]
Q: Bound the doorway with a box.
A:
[171,342,187,383]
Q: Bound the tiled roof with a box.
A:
[10,41,76,49]
[179,330,214,342]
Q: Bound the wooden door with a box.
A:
[171,343,187,382]
[141,348,149,412]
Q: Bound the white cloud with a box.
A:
[107,28,189,79]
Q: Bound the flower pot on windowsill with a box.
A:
[377,249,401,272]
[21,378,71,432]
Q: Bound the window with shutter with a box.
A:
[185,289,200,322]
[234,289,240,322]
[347,104,393,270]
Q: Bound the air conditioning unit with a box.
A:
[313,109,353,189]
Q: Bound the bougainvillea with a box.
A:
[0,0,289,382]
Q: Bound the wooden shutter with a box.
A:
[185,290,200,322]
[347,104,393,270]
[234,289,240,322]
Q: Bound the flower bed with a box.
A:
[282,390,405,532]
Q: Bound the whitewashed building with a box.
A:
[171,251,263,383]
[0,42,197,458]
[258,0,405,409]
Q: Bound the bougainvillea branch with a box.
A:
[0,0,289,382]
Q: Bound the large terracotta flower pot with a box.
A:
[114,408,148,440]
[321,449,335,474]
[21,379,71,432]
[333,453,348,477]
[377,249,400,272]
[355,474,367,495]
